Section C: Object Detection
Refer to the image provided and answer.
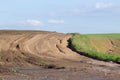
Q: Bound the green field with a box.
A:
[70,33,120,63]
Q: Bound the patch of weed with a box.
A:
[38,60,48,66]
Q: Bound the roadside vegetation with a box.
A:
[70,33,120,63]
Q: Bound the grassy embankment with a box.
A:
[70,33,120,63]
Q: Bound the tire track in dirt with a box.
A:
[8,33,35,51]
[0,31,82,67]
[1,33,37,66]
[108,39,120,55]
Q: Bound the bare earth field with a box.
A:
[0,30,120,80]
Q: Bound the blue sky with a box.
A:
[0,0,120,34]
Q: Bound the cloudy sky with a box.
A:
[0,0,120,34]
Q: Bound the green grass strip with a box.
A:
[70,33,120,63]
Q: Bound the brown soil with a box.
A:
[0,30,120,80]
[90,37,120,56]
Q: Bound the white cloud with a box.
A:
[95,3,113,9]
[19,20,44,27]
[48,19,64,24]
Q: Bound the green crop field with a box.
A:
[70,33,120,63]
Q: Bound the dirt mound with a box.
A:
[0,30,81,67]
